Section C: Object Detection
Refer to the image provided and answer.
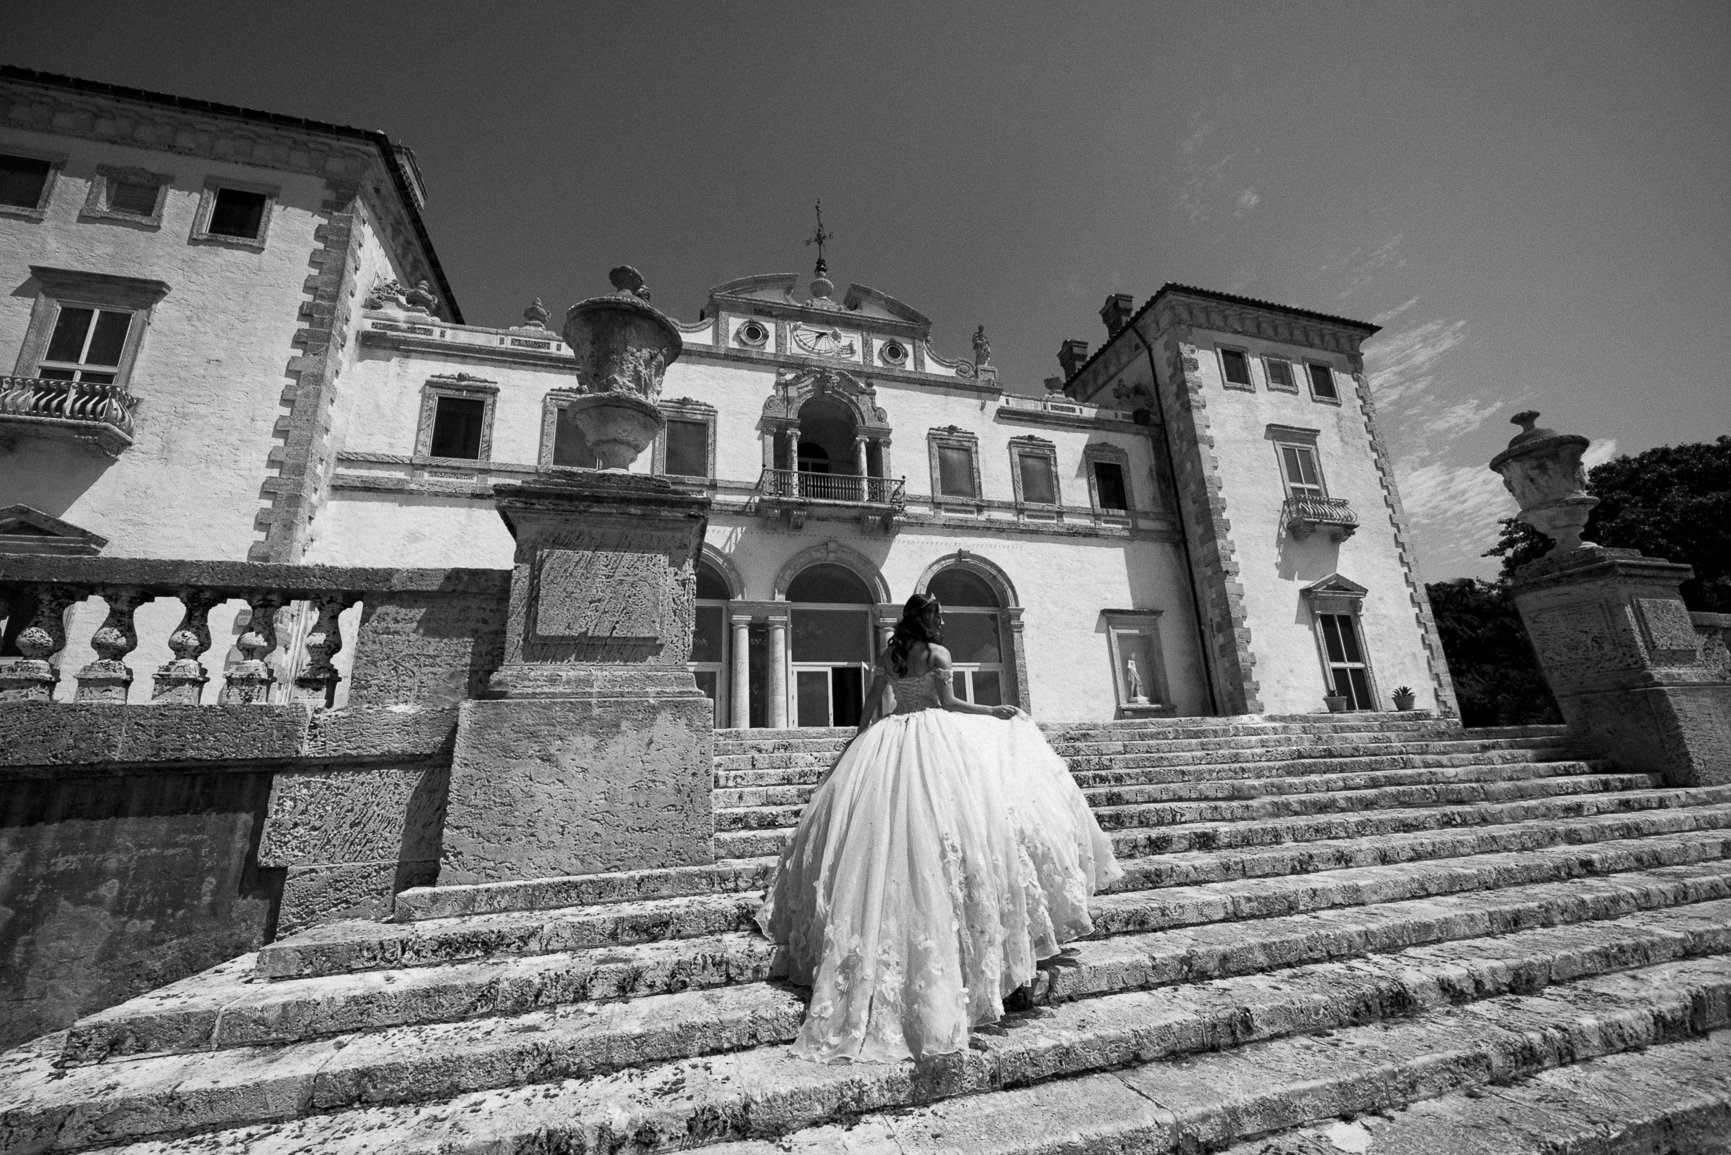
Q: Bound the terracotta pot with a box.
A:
[1392,694,1416,711]
[1324,694,1350,713]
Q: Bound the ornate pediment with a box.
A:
[1301,573,1369,613]
[0,505,107,555]
[760,367,889,431]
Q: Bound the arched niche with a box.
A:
[913,551,1030,711]
[772,540,891,605]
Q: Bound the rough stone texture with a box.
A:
[346,589,506,708]
[1513,546,1731,787]
[0,704,313,771]
[0,769,281,1050]
[440,694,716,885]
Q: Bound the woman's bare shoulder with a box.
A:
[926,643,954,668]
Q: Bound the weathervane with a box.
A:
[805,199,833,277]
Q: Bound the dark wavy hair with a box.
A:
[885,593,943,676]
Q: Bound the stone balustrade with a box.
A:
[0,375,138,457]
[0,557,510,708]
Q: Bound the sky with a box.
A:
[8,2,1728,581]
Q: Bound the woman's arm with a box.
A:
[856,664,892,735]
[930,646,1018,719]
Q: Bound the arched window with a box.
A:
[928,568,1005,706]
[786,562,875,728]
[691,562,730,724]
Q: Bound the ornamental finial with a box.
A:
[805,199,833,279]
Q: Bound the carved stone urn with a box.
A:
[1489,410,1598,555]
[559,266,683,469]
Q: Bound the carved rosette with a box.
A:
[153,587,223,704]
[0,584,81,701]
[220,592,284,705]
[75,586,152,703]
[558,267,683,470]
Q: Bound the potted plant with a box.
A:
[1391,685,1416,711]
[1323,681,1350,713]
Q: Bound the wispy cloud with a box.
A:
[1175,114,1263,227]
[1372,296,1421,325]
[1584,438,1620,468]
[1362,317,1468,408]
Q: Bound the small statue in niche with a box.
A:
[972,325,993,368]
[1126,654,1150,704]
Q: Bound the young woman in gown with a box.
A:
[756,592,1123,1063]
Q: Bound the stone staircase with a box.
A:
[6,713,1731,1153]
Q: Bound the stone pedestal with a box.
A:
[439,473,715,885]
[1511,546,1731,787]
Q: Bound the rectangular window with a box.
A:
[1265,357,1297,391]
[938,444,977,498]
[1094,461,1128,510]
[1319,613,1374,709]
[1016,451,1056,504]
[207,188,268,239]
[429,396,487,459]
[1220,348,1252,388]
[0,155,52,209]
[39,306,132,384]
[1307,363,1339,401]
[1277,442,1326,500]
[664,417,709,477]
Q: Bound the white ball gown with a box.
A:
[755,669,1123,1063]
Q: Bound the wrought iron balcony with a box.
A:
[0,376,138,458]
[756,468,906,531]
[1283,494,1359,542]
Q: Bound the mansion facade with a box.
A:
[0,67,1457,724]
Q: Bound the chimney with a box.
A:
[1099,293,1134,337]
[1057,339,1090,380]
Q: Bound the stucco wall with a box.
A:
[1183,331,1438,712]
[0,766,281,1049]
[0,128,332,560]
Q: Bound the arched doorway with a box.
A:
[786,562,875,727]
[690,561,731,725]
[794,396,863,501]
[927,567,1006,706]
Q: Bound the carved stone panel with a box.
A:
[1635,597,1701,666]
[535,546,672,641]
[1522,603,1640,688]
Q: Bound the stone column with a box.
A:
[766,611,789,729]
[853,436,868,499]
[1510,549,1730,786]
[1491,411,1731,787]
[439,266,719,885]
[729,612,752,728]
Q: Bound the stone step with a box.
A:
[390,858,776,923]
[710,766,1643,833]
[711,717,1556,753]
[1063,742,1577,777]
[1218,1030,1731,1155]
[263,827,1731,986]
[695,974,1731,1155]
[1087,831,1731,935]
[1109,802,1731,890]
[713,783,1731,859]
[61,850,1731,1069]
[59,951,1731,1154]
[253,892,762,981]
[711,722,1563,761]
[711,735,1573,777]
[714,755,1596,810]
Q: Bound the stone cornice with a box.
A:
[0,68,461,323]
[1150,295,1370,358]
[994,405,1145,432]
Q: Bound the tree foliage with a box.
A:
[1425,577,1560,728]
[1485,436,1731,611]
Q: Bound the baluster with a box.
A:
[220,592,284,705]
[75,586,152,703]
[293,594,355,707]
[153,587,222,704]
[0,585,83,701]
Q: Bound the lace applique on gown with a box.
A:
[755,668,1122,1063]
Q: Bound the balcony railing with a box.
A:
[756,469,906,531]
[1283,494,1359,542]
[0,376,138,457]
